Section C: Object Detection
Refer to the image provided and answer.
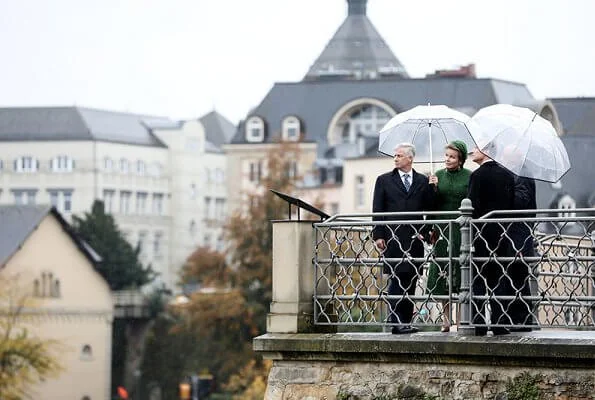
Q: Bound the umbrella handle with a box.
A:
[428,122,433,175]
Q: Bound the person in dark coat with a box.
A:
[372,142,435,334]
[467,145,516,335]
[508,176,537,330]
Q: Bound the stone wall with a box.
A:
[265,361,594,400]
[254,332,595,400]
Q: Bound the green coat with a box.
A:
[426,167,471,295]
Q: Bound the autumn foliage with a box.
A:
[143,141,302,398]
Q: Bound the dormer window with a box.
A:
[282,116,301,141]
[558,194,576,219]
[50,155,74,172]
[246,116,265,142]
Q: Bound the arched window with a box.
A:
[282,116,301,141]
[245,116,265,142]
[81,344,93,361]
[33,279,40,297]
[339,105,391,144]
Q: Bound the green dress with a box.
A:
[426,167,471,295]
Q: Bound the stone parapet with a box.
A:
[254,331,595,399]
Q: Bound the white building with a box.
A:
[0,106,234,291]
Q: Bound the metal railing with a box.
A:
[312,201,595,333]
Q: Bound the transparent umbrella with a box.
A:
[470,104,570,183]
[378,104,480,174]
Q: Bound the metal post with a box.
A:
[457,198,474,335]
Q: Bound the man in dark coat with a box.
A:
[508,176,537,329]
[372,142,435,334]
[467,146,516,335]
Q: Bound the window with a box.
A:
[12,189,37,205]
[190,183,197,199]
[51,280,61,297]
[282,116,301,141]
[81,345,93,361]
[48,190,74,213]
[136,160,146,175]
[103,189,115,213]
[203,234,212,248]
[50,155,74,172]
[120,191,131,214]
[63,191,72,212]
[136,192,147,214]
[204,197,212,219]
[137,231,148,253]
[337,104,392,144]
[285,161,298,179]
[189,220,196,236]
[215,168,224,184]
[245,116,265,142]
[49,191,59,207]
[152,193,164,215]
[14,156,38,173]
[104,157,113,171]
[0,159,3,171]
[119,158,129,174]
[215,198,226,220]
[355,175,365,207]
[558,195,576,218]
[249,161,262,183]
[330,202,339,215]
[153,232,163,257]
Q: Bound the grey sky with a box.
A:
[0,0,593,124]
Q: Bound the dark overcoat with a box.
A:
[372,169,435,272]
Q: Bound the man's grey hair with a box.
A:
[395,142,416,158]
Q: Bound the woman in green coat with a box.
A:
[426,140,471,332]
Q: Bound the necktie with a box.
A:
[403,174,411,191]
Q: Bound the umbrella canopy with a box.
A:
[470,104,570,183]
[378,105,479,173]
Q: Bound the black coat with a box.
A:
[372,169,435,266]
[510,176,537,256]
[467,161,515,257]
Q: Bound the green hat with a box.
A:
[448,140,468,164]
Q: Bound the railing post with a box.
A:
[457,198,474,335]
[267,220,316,333]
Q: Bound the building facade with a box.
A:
[0,205,113,400]
[0,107,233,291]
[224,0,566,217]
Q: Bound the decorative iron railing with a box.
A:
[313,201,595,334]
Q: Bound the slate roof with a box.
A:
[549,97,595,136]
[304,0,408,80]
[198,110,236,147]
[535,135,595,210]
[232,77,534,157]
[0,205,101,267]
[0,106,173,147]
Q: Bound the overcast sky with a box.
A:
[0,0,593,124]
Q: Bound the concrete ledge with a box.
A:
[254,330,595,368]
